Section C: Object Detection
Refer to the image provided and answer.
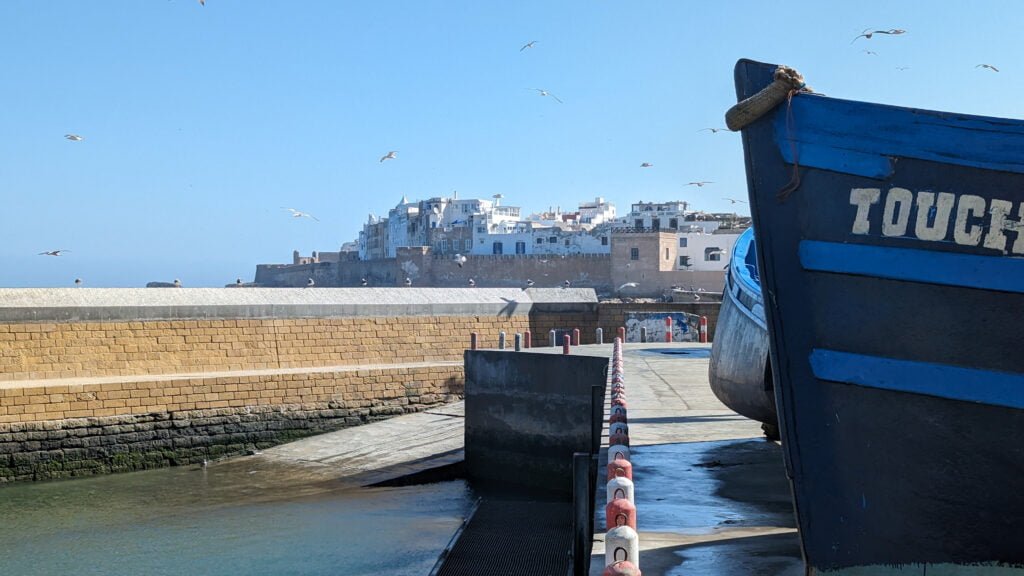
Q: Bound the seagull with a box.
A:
[563,280,571,288]
[851,28,906,43]
[525,279,535,288]
[454,253,467,267]
[74,278,82,287]
[723,197,747,204]
[38,249,70,256]
[698,128,728,133]
[282,208,319,221]
[686,181,714,187]
[976,64,1000,72]
[468,278,476,287]
[640,162,653,168]
[379,151,397,163]
[306,278,315,287]
[530,88,563,103]
[173,279,182,288]
[520,40,537,51]
[64,134,84,141]
[404,277,412,287]
[861,49,878,56]
[617,282,638,292]
[896,66,911,71]
[361,277,368,286]
[236,278,243,286]
[198,0,205,5]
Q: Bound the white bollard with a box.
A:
[605,525,640,569]
[608,444,631,462]
[550,329,557,347]
[607,475,635,505]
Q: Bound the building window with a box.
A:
[466,239,473,251]
[630,248,639,261]
[679,238,687,248]
[536,238,544,244]
[549,236,557,243]
[515,241,526,254]
[493,242,504,255]
[665,247,669,260]
[439,239,447,252]
[601,236,608,246]
[634,219,643,230]
[669,218,678,229]
[564,239,570,246]
[652,219,660,231]
[679,255,691,267]
[705,247,723,261]
[477,226,487,233]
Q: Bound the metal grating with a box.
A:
[434,498,573,576]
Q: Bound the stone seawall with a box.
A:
[0,288,594,482]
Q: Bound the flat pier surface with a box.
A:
[529,343,800,575]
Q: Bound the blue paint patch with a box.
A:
[773,93,1024,178]
[799,240,1024,294]
[810,349,1024,409]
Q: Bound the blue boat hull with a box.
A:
[709,229,777,437]
[734,59,1024,574]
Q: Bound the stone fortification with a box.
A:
[0,288,597,482]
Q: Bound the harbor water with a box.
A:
[0,455,473,576]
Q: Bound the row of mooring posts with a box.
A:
[604,337,641,576]
[467,317,708,352]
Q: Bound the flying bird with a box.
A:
[64,134,84,141]
[976,64,1000,72]
[530,88,563,103]
[640,162,653,168]
[520,40,537,51]
[896,66,911,71]
[404,277,412,287]
[723,197,747,204]
[38,249,70,256]
[698,128,728,134]
[282,208,319,221]
[361,277,368,286]
[468,278,476,287]
[306,278,315,287]
[454,253,467,267]
[686,181,714,187]
[851,28,906,43]
[617,282,638,292]
[173,279,182,288]
[198,0,205,5]
[379,151,397,162]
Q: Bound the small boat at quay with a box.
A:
[727,58,1024,574]
[708,227,777,439]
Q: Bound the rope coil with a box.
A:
[724,65,810,131]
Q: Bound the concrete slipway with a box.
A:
[243,342,801,575]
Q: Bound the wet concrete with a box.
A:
[542,343,804,576]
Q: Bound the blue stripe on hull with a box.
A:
[799,240,1024,294]
[809,349,1024,409]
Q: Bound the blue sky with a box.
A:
[3,1,1022,287]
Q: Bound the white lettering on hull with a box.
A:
[848,188,1023,254]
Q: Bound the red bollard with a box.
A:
[563,334,571,355]
[612,397,628,409]
[617,327,626,343]
[572,328,580,346]
[606,499,637,531]
[603,560,641,576]
[523,330,531,349]
[470,332,478,350]
[699,316,708,343]
[607,452,633,481]
[610,430,629,447]
[665,317,673,343]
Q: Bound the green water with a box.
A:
[0,456,473,576]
